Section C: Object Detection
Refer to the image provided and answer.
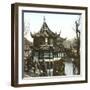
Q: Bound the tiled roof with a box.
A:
[31,21,57,38]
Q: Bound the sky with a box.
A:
[24,12,81,42]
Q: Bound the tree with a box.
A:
[73,16,81,74]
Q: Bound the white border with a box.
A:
[18,6,86,84]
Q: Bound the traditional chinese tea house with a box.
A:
[30,17,68,76]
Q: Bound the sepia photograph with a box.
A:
[11,3,87,87]
[23,12,81,78]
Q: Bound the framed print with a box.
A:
[11,3,88,87]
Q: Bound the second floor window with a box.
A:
[50,39,53,46]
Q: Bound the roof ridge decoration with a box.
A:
[40,16,50,32]
[43,16,46,23]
